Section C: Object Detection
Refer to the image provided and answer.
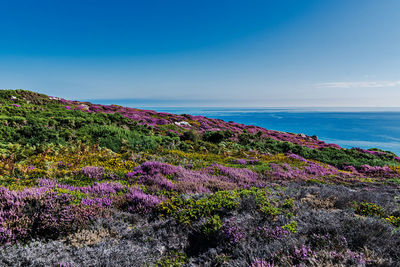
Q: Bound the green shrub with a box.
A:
[201,215,222,236]
[282,220,297,233]
[180,130,200,142]
[282,198,295,210]
[203,131,227,144]
[159,191,240,224]
[385,216,400,227]
[355,202,385,217]
[239,187,280,217]
[77,124,162,152]
[155,251,188,267]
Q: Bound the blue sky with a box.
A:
[1,0,400,107]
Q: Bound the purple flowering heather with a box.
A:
[127,161,265,193]
[330,251,345,261]
[37,179,124,197]
[345,250,366,265]
[260,226,289,240]
[57,161,71,169]
[84,182,124,196]
[353,147,387,156]
[134,161,180,177]
[232,158,259,165]
[0,186,99,244]
[304,161,336,176]
[137,173,177,191]
[343,165,359,173]
[292,244,314,262]
[126,187,163,213]
[0,227,13,245]
[358,164,397,178]
[247,159,259,165]
[204,163,259,186]
[249,259,274,267]
[221,218,245,244]
[128,162,179,190]
[232,159,248,165]
[81,197,113,207]
[26,165,36,171]
[268,161,345,181]
[286,153,308,162]
[80,166,105,180]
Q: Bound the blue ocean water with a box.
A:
[147,107,400,156]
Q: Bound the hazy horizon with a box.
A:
[78,97,400,109]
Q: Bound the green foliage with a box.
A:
[77,124,162,152]
[201,215,223,236]
[203,131,231,144]
[155,251,188,267]
[387,178,400,185]
[259,203,280,216]
[354,202,400,228]
[282,220,298,233]
[1,89,398,170]
[282,198,295,210]
[385,216,400,227]
[238,133,399,169]
[239,187,280,217]
[355,201,385,217]
[180,130,200,142]
[52,186,87,205]
[286,212,295,219]
[159,191,240,224]
[0,90,173,153]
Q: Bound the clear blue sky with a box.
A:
[1,0,400,107]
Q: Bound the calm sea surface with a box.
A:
[146,107,400,156]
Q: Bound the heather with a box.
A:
[0,90,400,266]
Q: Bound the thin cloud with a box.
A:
[315,80,400,88]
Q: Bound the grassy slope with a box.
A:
[0,89,399,266]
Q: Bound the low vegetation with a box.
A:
[0,89,399,266]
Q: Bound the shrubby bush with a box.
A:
[203,130,232,144]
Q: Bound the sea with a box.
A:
[146,107,400,156]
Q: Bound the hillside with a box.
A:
[0,89,399,266]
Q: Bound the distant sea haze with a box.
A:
[88,101,400,156]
